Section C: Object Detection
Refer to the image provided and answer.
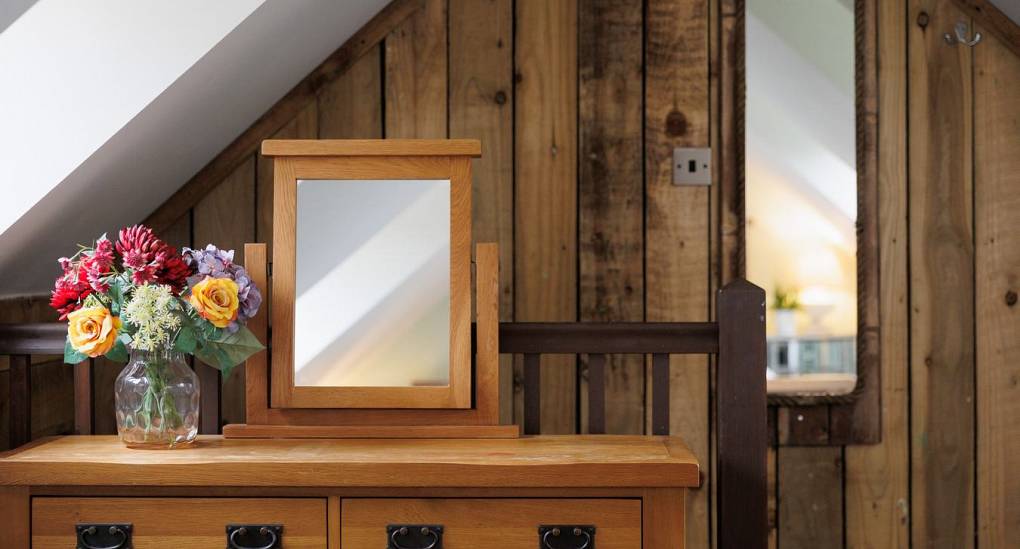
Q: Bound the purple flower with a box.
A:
[182,245,262,332]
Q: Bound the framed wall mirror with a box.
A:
[225,139,514,438]
[738,0,879,404]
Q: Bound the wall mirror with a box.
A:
[742,0,879,401]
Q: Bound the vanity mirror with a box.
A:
[224,139,514,438]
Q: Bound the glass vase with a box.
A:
[115,347,200,448]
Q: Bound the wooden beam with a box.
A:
[142,0,424,235]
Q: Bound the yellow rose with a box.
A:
[189,277,239,328]
[67,306,122,358]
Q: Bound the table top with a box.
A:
[0,435,700,488]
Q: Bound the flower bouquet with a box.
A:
[52,224,264,447]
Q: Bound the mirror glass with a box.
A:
[745,0,857,395]
[293,179,451,388]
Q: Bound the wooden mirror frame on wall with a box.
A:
[224,139,517,439]
[724,0,880,444]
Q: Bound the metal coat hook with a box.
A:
[945,20,981,46]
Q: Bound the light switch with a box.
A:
[672,148,711,186]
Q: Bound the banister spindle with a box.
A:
[74,360,95,435]
[587,354,606,434]
[651,353,670,435]
[523,353,541,435]
[9,354,31,448]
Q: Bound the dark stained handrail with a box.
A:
[0,323,66,355]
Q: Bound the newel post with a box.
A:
[716,279,767,549]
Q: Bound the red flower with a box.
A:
[116,225,193,292]
[50,257,92,320]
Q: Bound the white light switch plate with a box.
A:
[673,147,712,186]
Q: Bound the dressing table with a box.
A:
[0,140,710,548]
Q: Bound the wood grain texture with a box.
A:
[317,48,382,139]
[0,487,29,549]
[579,0,645,435]
[257,101,317,258]
[909,1,975,547]
[448,0,515,424]
[474,243,502,425]
[193,155,256,430]
[385,0,447,139]
[777,446,844,549]
[142,0,422,235]
[32,497,327,548]
[241,244,268,426]
[951,0,1020,60]
[643,488,686,549]
[342,498,642,548]
[844,0,910,545]
[515,0,578,434]
[222,423,519,439]
[975,27,1020,547]
[328,496,340,549]
[0,435,701,488]
[646,0,711,545]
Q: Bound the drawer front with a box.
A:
[341,498,641,548]
[32,497,327,548]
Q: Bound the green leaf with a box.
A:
[175,325,197,354]
[192,326,265,378]
[105,337,129,363]
[64,338,87,365]
[107,276,129,316]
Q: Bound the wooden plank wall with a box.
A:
[4,1,1020,548]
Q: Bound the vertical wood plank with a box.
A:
[908,1,975,547]
[74,360,94,435]
[651,353,670,436]
[243,244,269,426]
[385,0,448,139]
[777,447,844,549]
[449,0,514,425]
[474,243,502,425]
[156,212,191,251]
[646,0,710,544]
[318,51,381,140]
[515,0,578,434]
[259,101,318,257]
[8,354,30,448]
[578,0,645,435]
[194,156,257,430]
[975,27,1020,547]
[844,0,910,546]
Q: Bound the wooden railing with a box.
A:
[0,279,766,548]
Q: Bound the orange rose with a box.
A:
[189,277,239,328]
[67,306,122,357]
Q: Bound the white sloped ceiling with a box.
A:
[0,0,388,297]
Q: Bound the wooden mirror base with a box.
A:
[227,420,522,438]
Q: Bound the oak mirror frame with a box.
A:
[728,0,880,442]
[269,140,475,411]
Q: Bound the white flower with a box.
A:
[122,284,180,351]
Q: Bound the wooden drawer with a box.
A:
[32,497,327,548]
[341,498,642,548]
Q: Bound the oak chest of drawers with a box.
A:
[0,435,698,548]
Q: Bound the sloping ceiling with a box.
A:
[0,0,389,297]
[990,0,1020,25]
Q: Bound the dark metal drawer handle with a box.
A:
[388,524,443,549]
[226,524,282,549]
[76,523,132,549]
[540,525,596,549]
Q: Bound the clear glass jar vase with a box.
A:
[115,347,200,448]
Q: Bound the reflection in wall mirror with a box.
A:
[746,0,858,396]
[294,179,451,389]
